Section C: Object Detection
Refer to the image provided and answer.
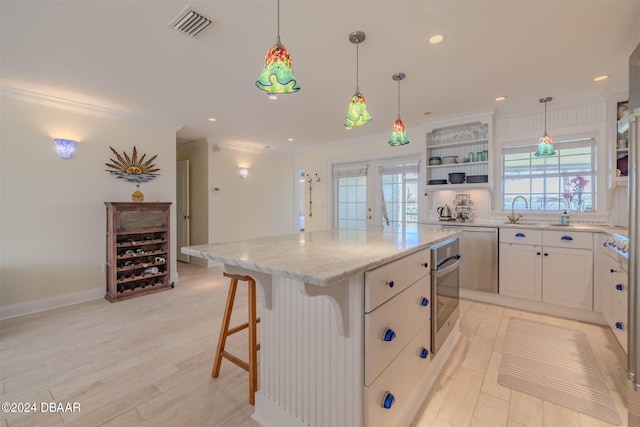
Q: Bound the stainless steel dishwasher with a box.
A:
[442,225,498,293]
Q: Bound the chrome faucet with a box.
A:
[507,196,528,224]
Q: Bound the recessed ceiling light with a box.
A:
[593,75,608,82]
[345,126,353,130]
[208,117,217,122]
[495,96,507,102]
[288,138,294,142]
[428,34,444,44]
[269,95,278,100]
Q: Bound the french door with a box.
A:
[333,157,420,229]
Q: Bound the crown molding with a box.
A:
[0,85,183,131]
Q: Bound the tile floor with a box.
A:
[0,262,628,426]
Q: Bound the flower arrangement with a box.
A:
[569,175,589,192]
[562,175,589,211]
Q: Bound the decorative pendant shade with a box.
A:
[344,31,372,127]
[389,73,409,146]
[345,93,373,127]
[255,0,300,94]
[534,97,555,157]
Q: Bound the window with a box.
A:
[502,136,596,212]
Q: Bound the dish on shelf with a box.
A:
[429,156,441,165]
[448,172,466,184]
[466,174,488,183]
[442,156,457,164]
[456,156,467,163]
[428,179,448,185]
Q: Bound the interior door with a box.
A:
[377,161,420,227]
[333,158,421,229]
[334,162,374,229]
[176,160,190,262]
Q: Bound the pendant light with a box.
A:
[534,97,555,157]
[344,31,372,127]
[389,73,409,146]
[255,0,300,94]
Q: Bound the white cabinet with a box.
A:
[602,254,628,352]
[425,112,493,190]
[542,246,593,310]
[364,323,431,427]
[364,275,430,385]
[364,248,432,425]
[499,242,542,301]
[499,228,594,310]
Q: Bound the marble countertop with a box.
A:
[421,220,628,236]
[181,226,459,286]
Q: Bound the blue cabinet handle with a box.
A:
[386,280,394,288]
[420,347,429,359]
[420,297,429,307]
[515,233,525,238]
[615,322,624,330]
[383,392,395,409]
[383,328,396,342]
[616,284,624,291]
[561,235,573,241]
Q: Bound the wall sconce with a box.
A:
[239,167,249,179]
[54,138,78,159]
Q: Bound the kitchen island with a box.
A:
[182,226,460,427]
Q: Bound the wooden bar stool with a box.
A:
[212,272,260,405]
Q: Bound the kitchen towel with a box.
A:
[498,317,622,425]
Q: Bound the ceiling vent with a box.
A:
[168,5,214,38]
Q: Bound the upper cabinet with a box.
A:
[425,111,494,191]
[614,100,629,183]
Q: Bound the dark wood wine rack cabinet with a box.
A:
[105,202,173,302]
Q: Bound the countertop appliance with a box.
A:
[430,237,461,357]
[442,225,498,293]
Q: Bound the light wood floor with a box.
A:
[0,262,628,427]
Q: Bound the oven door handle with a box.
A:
[433,255,461,277]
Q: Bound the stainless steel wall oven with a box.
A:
[431,237,461,356]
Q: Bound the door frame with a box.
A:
[328,150,426,229]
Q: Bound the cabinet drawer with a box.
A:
[365,323,432,427]
[365,248,430,313]
[364,276,430,385]
[542,230,592,249]
[499,228,542,245]
[614,276,628,311]
[610,301,628,354]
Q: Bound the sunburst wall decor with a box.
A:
[105,146,160,183]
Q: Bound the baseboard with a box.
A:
[0,286,104,320]
[459,289,607,325]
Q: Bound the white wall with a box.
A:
[295,128,427,231]
[0,96,177,315]
[207,141,296,243]
[296,98,625,228]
